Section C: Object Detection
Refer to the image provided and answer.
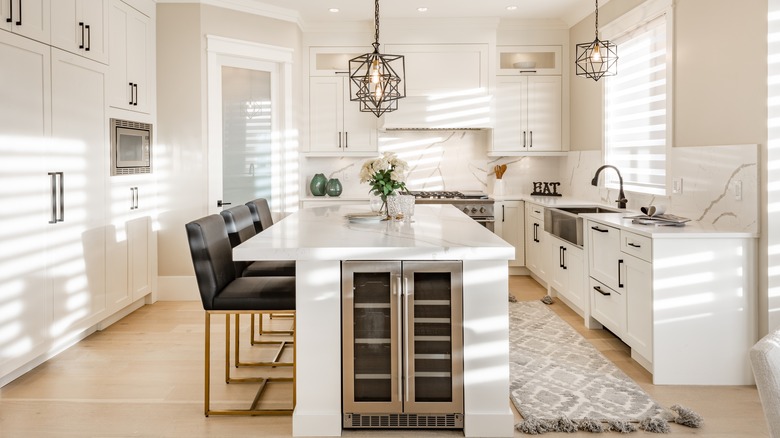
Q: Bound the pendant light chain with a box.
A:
[373,0,380,47]
[594,0,599,39]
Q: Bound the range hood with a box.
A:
[379,92,493,130]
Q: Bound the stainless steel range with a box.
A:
[408,191,495,232]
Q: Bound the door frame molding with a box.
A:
[206,35,294,216]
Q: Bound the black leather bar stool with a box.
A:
[186,214,295,416]
[245,199,297,342]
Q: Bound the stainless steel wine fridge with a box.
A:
[342,261,464,429]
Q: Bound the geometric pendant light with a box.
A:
[348,0,406,117]
[575,0,618,81]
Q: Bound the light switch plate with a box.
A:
[672,178,683,194]
[734,180,742,200]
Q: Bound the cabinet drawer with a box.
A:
[621,230,652,262]
[526,203,544,221]
[589,277,625,336]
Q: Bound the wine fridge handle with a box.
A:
[396,274,403,404]
[403,275,410,403]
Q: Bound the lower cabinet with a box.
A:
[623,253,652,361]
[589,277,625,336]
[341,261,464,428]
[525,203,549,284]
[494,201,524,267]
[548,236,585,312]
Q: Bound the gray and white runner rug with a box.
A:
[509,300,702,434]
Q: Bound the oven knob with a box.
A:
[470,207,478,214]
[479,207,486,214]
[462,207,469,213]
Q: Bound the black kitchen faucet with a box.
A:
[591,165,628,209]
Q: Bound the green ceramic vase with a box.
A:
[326,178,343,197]
[310,173,327,196]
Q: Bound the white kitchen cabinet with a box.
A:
[495,201,525,267]
[497,45,562,76]
[589,276,625,336]
[622,253,652,361]
[0,0,49,43]
[524,203,549,284]
[106,178,154,311]
[492,76,562,153]
[0,31,51,379]
[108,0,151,113]
[549,235,585,313]
[51,0,108,64]
[383,44,488,96]
[309,76,377,153]
[587,221,621,291]
[49,48,108,337]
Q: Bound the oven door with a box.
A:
[473,217,495,233]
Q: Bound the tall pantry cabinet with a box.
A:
[0,0,156,385]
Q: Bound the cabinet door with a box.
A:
[108,0,149,113]
[342,261,403,414]
[49,48,107,335]
[548,238,568,295]
[0,0,50,43]
[403,261,463,415]
[525,218,548,283]
[342,95,377,152]
[0,31,51,378]
[526,76,561,151]
[588,221,621,291]
[128,215,150,300]
[309,76,343,152]
[51,0,107,63]
[493,76,527,152]
[384,44,488,96]
[566,243,585,311]
[589,277,624,336]
[624,254,652,361]
[495,201,525,267]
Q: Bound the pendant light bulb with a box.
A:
[591,42,602,62]
[371,59,380,84]
[374,83,383,100]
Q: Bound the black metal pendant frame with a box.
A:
[575,38,618,81]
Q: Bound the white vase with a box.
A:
[493,179,505,196]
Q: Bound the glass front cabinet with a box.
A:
[342,261,464,429]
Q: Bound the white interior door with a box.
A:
[206,37,294,217]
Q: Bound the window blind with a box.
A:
[605,14,668,195]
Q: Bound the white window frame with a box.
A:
[601,0,674,196]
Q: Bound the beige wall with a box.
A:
[155,4,302,284]
[569,0,766,149]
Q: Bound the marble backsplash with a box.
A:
[303,133,759,232]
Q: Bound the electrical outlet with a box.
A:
[672,178,683,194]
[734,180,742,201]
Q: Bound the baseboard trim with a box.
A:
[463,410,515,437]
[157,275,199,301]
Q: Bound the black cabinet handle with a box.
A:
[217,200,231,207]
[559,246,563,268]
[129,82,134,105]
[523,130,527,148]
[591,226,608,233]
[48,172,57,224]
[502,205,505,222]
[133,83,138,105]
[345,131,348,148]
[16,0,20,25]
[562,246,567,269]
[6,0,11,23]
[79,22,85,48]
[529,130,533,148]
[85,24,91,51]
[618,259,624,288]
[628,242,641,248]
[594,285,610,296]
[338,131,342,148]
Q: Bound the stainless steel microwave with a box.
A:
[110,118,152,175]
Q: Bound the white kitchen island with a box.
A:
[233,204,515,437]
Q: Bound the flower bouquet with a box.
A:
[360,152,409,216]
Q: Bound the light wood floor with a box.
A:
[0,276,768,437]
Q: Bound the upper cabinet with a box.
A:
[108,0,151,114]
[0,0,50,43]
[382,44,489,96]
[497,45,562,76]
[51,0,108,64]
[492,75,562,153]
[307,47,378,155]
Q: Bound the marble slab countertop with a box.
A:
[234,204,515,261]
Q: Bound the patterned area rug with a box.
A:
[509,301,701,434]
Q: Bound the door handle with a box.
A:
[338,131,342,148]
[15,0,20,25]
[6,0,11,23]
[79,22,85,48]
[129,82,134,105]
[133,83,138,106]
[618,259,624,288]
[48,172,57,224]
[594,285,610,296]
[502,204,505,222]
[523,130,527,148]
[591,226,608,233]
[403,275,411,403]
[628,242,641,248]
[344,132,348,148]
[395,274,403,404]
[562,246,567,269]
[217,200,231,208]
[559,246,563,268]
[85,24,91,51]
[529,131,533,148]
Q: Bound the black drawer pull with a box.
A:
[591,226,608,233]
[618,259,624,288]
[628,242,641,248]
[594,286,610,296]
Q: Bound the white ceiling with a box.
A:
[182,0,604,28]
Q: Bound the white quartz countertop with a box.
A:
[234,204,515,261]
[580,212,758,238]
